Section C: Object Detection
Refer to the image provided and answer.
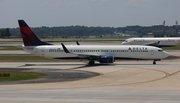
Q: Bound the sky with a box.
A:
[0,0,180,28]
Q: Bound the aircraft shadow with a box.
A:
[23,63,84,66]
[21,62,167,70]
[165,55,180,60]
[68,63,115,70]
[21,63,115,70]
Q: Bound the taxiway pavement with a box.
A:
[0,60,180,103]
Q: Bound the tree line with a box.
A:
[5,25,180,38]
[0,28,11,38]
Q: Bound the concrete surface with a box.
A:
[0,60,180,103]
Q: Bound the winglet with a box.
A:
[76,41,80,45]
[61,43,70,53]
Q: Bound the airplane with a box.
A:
[18,20,169,65]
[121,37,180,47]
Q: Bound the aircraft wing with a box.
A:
[72,52,100,59]
[143,41,160,46]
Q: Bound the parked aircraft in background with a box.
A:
[121,37,180,47]
[18,20,169,65]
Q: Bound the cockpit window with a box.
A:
[124,40,128,42]
[158,49,163,52]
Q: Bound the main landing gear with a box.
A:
[88,59,95,65]
[153,59,160,65]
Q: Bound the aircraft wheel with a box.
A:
[89,60,95,65]
[153,61,156,65]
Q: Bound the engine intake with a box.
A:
[99,55,114,63]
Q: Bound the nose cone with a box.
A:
[121,42,125,45]
[163,51,169,59]
[121,42,128,45]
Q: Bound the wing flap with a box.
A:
[144,41,160,46]
[73,52,100,58]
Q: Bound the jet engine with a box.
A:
[99,55,114,63]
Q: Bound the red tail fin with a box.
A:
[18,20,52,46]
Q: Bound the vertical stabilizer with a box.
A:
[176,20,179,36]
[163,20,166,37]
[18,20,52,46]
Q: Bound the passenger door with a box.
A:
[41,49,45,57]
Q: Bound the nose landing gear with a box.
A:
[153,59,160,65]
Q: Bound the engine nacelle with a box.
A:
[99,55,114,63]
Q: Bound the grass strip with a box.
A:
[0,56,81,62]
[162,45,180,50]
[0,71,46,82]
[0,46,22,50]
[0,56,60,62]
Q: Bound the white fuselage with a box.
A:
[22,45,169,61]
[121,37,180,47]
